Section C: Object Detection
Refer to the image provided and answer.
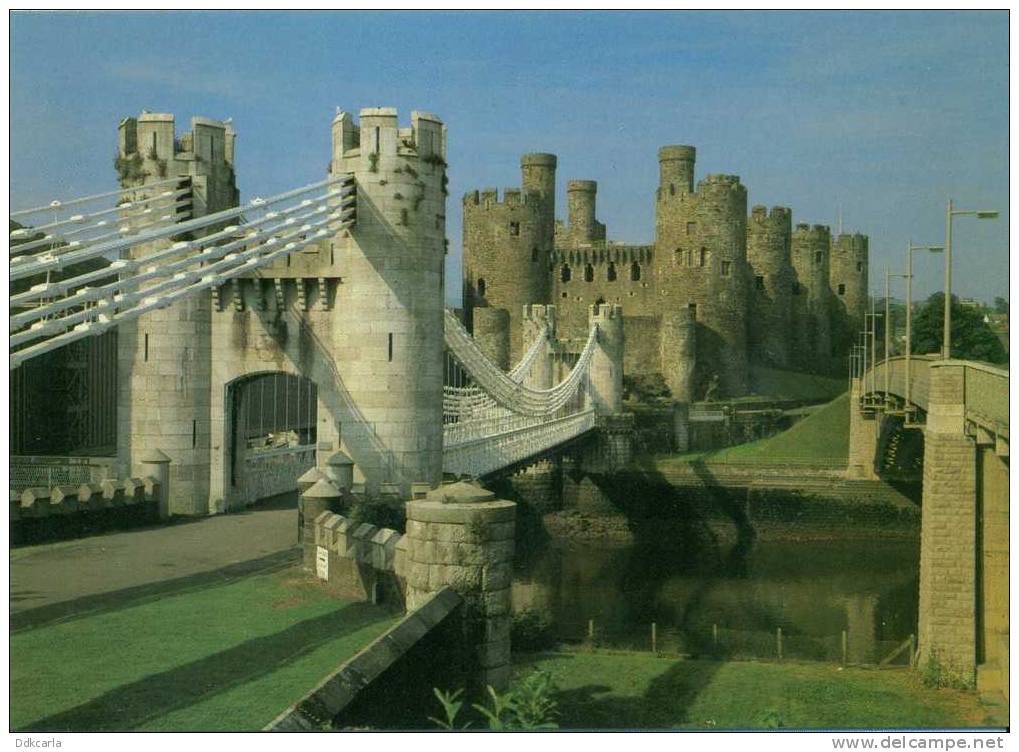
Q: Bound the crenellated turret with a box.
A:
[790,223,833,370]
[747,205,794,367]
[830,232,869,366]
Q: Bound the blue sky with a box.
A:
[10,11,1009,305]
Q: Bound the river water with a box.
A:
[513,534,920,664]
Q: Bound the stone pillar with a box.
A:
[918,362,977,681]
[588,303,624,415]
[845,378,880,480]
[405,482,516,692]
[977,444,1009,696]
[140,449,172,520]
[673,401,690,453]
[521,304,556,389]
[301,478,342,572]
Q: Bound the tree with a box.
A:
[911,293,1007,364]
[993,296,1009,315]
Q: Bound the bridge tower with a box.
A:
[330,108,448,494]
[115,112,238,515]
[521,304,556,390]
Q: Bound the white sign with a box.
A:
[316,546,329,581]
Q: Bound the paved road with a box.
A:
[10,494,299,630]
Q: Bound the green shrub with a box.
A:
[431,670,559,730]
[347,495,405,533]
[511,609,558,652]
[623,373,672,404]
[920,650,974,690]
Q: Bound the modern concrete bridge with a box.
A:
[851,355,1009,696]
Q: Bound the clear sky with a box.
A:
[10,10,1009,306]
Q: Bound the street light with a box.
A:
[865,303,883,400]
[884,267,908,401]
[944,200,998,359]
[905,241,943,413]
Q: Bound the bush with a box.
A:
[623,373,672,404]
[920,650,974,690]
[431,670,559,730]
[347,494,405,532]
[511,609,558,652]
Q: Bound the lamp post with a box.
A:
[944,200,998,359]
[905,241,943,413]
[885,266,907,401]
[865,304,882,401]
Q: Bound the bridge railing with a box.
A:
[862,355,935,410]
[961,361,1009,437]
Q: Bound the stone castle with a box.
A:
[462,147,869,400]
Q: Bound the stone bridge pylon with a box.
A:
[853,356,1009,694]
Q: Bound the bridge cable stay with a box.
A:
[10,174,355,369]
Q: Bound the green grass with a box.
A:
[514,651,990,729]
[661,393,850,467]
[747,365,847,402]
[11,569,399,731]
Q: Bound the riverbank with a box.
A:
[512,650,1002,729]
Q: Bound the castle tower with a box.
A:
[330,108,448,493]
[655,148,750,397]
[790,223,833,371]
[521,304,556,390]
[747,205,794,368]
[566,180,605,244]
[463,156,556,368]
[116,112,238,515]
[830,233,869,368]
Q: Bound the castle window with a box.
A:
[151,132,157,155]
[630,261,641,281]
[477,278,487,298]
[562,292,568,298]
[144,333,149,362]
[815,251,822,264]
[374,126,381,155]
[686,222,696,236]
[510,222,520,236]
[838,283,846,296]
[388,333,394,362]
[688,303,697,320]
[856,261,863,272]
[674,249,683,265]
[531,247,539,262]
[561,264,571,283]
[669,184,675,196]
[607,262,617,281]
[699,248,707,267]
[584,264,594,282]
[755,275,765,291]
[721,261,731,277]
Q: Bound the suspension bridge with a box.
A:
[10,151,616,497]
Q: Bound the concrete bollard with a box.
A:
[406,481,516,693]
[140,449,172,519]
[301,478,342,572]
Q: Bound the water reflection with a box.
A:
[513,536,919,664]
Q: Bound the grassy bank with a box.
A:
[662,392,850,466]
[747,365,847,403]
[514,650,993,729]
[11,568,399,731]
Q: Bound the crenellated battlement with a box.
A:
[698,174,745,192]
[522,303,557,323]
[832,233,869,259]
[463,188,542,209]
[590,302,624,321]
[750,205,792,225]
[331,107,446,166]
[119,112,236,168]
[793,223,832,240]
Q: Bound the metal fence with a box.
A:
[10,455,115,492]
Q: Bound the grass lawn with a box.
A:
[10,568,400,731]
[660,393,850,467]
[514,651,993,729]
[747,365,847,402]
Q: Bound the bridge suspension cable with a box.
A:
[10,174,355,369]
[443,308,597,417]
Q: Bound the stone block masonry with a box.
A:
[405,482,516,692]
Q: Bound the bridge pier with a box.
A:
[917,362,979,683]
[846,377,881,480]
